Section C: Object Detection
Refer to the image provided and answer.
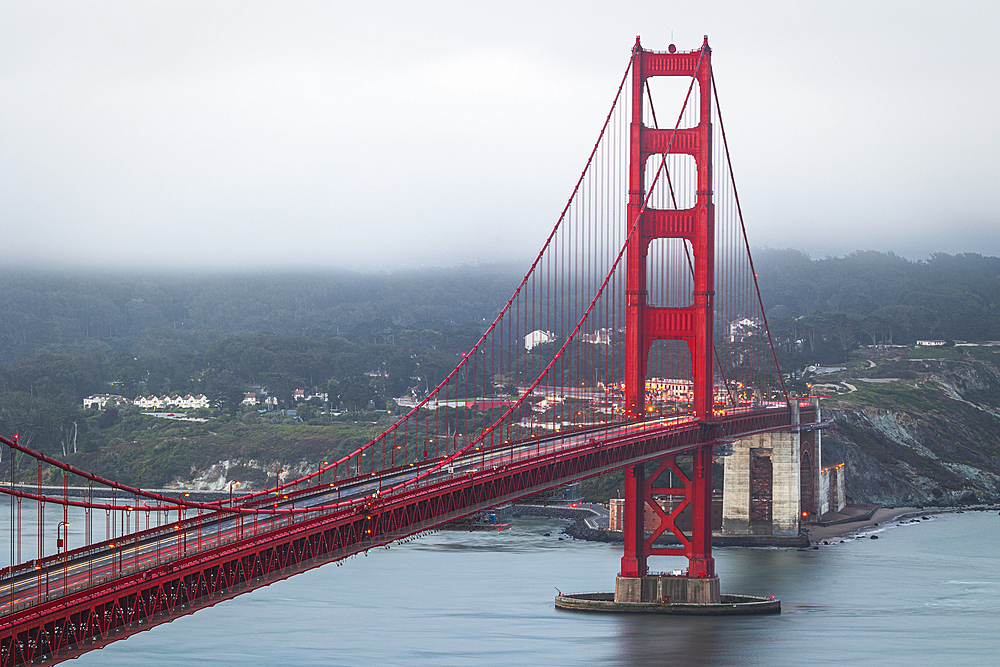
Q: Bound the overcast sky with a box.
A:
[2,1,998,272]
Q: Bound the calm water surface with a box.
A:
[40,511,1000,666]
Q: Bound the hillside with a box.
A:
[813,346,1000,505]
[2,253,1000,503]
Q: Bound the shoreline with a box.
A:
[803,505,999,543]
[522,503,1000,548]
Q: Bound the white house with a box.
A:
[135,395,164,409]
[728,317,762,343]
[83,394,128,410]
[581,328,611,345]
[176,394,210,409]
[525,329,557,351]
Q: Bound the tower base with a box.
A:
[554,591,780,615]
[614,574,720,604]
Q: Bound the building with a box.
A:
[242,393,259,406]
[646,378,694,402]
[177,394,210,409]
[609,498,625,531]
[83,394,128,410]
[728,317,762,343]
[524,329,556,351]
[580,328,612,345]
[916,340,947,347]
[134,395,164,409]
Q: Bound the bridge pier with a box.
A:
[615,574,720,604]
[614,444,719,604]
[722,399,828,536]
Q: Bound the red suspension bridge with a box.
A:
[0,37,814,664]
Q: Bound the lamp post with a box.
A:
[56,521,69,596]
[275,470,286,531]
[56,521,69,553]
[229,480,241,541]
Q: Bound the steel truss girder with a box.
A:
[0,408,806,666]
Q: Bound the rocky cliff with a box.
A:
[818,348,1000,505]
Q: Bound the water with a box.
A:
[13,510,1000,665]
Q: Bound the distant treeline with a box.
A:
[0,265,524,363]
[755,250,1000,366]
[3,251,1000,450]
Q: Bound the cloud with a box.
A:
[2,1,998,271]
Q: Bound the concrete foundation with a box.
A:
[555,592,780,615]
[722,405,802,537]
[614,575,720,604]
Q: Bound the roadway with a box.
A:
[0,413,704,615]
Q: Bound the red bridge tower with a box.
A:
[619,36,718,601]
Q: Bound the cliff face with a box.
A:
[819,350,1000,505]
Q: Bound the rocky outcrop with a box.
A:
[823,357,1000,506]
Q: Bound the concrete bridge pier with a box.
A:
[722,401,803,537]
[614,574,720,604]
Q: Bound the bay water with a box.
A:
[8,507,1000,666]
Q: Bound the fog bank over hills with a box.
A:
[2,249,999,367]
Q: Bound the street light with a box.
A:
[228,480,241,542]
[56,521,70,553]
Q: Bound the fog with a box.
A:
[2,1,997,272]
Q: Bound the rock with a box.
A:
[870,535,879,539]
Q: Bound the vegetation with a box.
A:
[757,250,1000,367]
[1,252,999,498]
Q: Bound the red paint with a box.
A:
[622,37,716,581]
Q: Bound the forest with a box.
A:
[1,251,998,486]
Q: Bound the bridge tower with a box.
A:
[619,36,718,600]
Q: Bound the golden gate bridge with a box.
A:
[0,36,818,664]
